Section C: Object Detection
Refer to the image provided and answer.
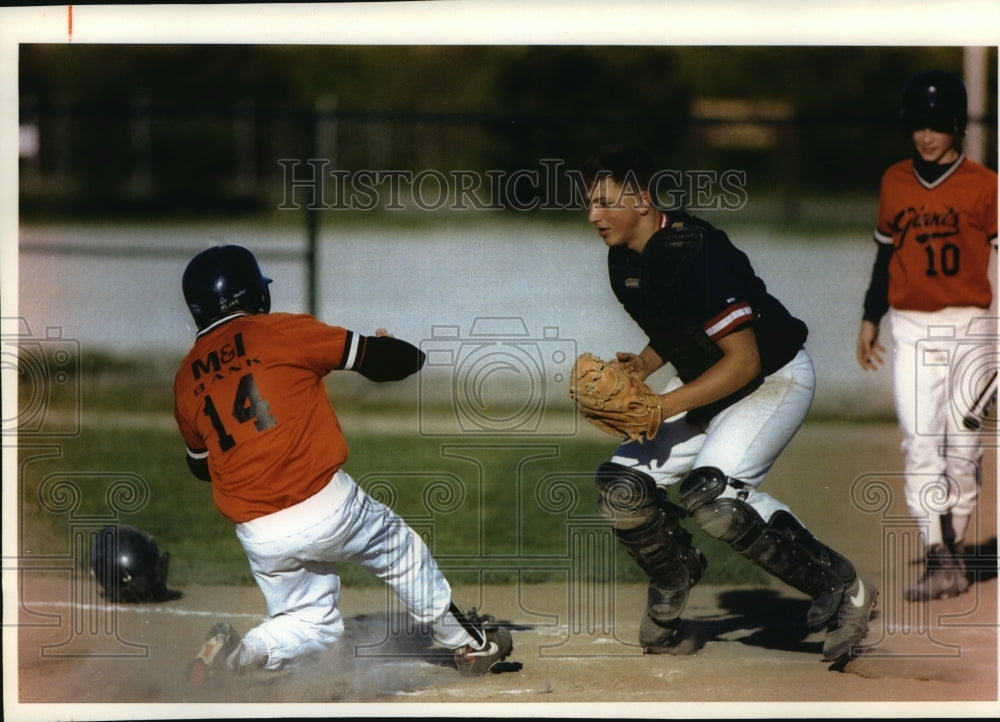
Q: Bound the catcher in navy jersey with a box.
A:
[578,144,876,665]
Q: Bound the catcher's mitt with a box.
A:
[568,352,662,443]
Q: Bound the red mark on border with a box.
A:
[68,5,73,42]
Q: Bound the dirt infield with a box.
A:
[11,422,1000,718]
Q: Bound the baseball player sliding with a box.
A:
[173,245,512,687]
[857,70,998,602]
[571,145,876,666]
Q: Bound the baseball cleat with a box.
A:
[822,575,877,663]
[903,543,969,601]
[453,609,513,677]
[640,614,681,653]
[185,621,241,688]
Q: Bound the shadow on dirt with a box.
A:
[656,588,823,657]
[964,536,998,584]
[662,540,996,661]
[660,585,887,660]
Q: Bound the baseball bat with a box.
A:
[963,370,998,430]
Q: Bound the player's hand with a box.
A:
[374,328,394,338]
[856,320,885,371]
[614,351,650,380]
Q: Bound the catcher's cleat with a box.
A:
[903,543,969,601]
[185,621,241,688]
[640,613,682,653]
[640,579,689,652]
[821,575,877,663]
[453,609,513,677]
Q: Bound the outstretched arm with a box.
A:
[354,329,427,381]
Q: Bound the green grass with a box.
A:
[14,347,768,590]
[18,427,248,584]
[17,417,768,591]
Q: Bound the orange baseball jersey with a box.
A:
[173,312,360,523]
[875,155,998,312]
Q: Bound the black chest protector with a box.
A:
[609,223,724,383]
[608,216,807,424]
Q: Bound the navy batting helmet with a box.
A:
[182,245,273,331]
[90,525,177,603]
[899,69,968,137]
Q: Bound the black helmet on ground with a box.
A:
[90,524,179,603]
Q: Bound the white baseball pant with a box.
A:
[889,306,993,547]
[233,469,475,670]
[610,347,816,524]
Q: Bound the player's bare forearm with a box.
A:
[615,345,664,381]
[658,328,761,418]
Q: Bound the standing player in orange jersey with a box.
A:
[173,245,512,686]
[856,69,998,602]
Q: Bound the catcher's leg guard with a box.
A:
[679,467,858,631]
[597,462,706,588]
[596,462,706,648]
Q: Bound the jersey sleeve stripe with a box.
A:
[704,303,754,339]
[874,229,893,245]
[187,446,209,460]
[338,330,361,370]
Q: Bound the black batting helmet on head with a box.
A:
[899,69,968,137]
[182,245,273,331]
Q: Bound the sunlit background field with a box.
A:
[9,40,997,596]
